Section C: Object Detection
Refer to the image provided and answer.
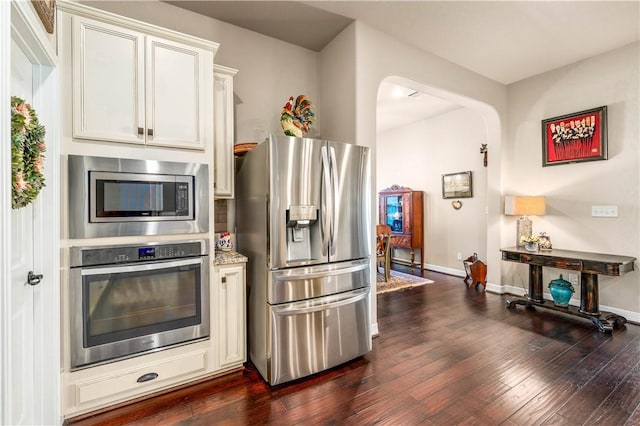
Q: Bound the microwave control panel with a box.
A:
[175,182,190,216]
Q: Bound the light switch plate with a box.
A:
[591,205,618,217]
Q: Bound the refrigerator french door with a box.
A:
[267,135,370,268]
[236,135,372,385]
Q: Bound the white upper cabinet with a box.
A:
[145,36,207,149]
[72,17,144,145]
[213,65,238,198]
[71,14,214,150]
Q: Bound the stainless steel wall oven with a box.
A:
[68,155,208,238]
[69,240,210,370]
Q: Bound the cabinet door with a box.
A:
[213,66,238,198]
[381,194,404,233]
[217,264,246,368]
[401,192,413,235]
[72,16,145,144]
[146,36,207,150]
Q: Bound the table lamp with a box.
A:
[504,195,546,247]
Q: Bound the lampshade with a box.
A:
[505,195,546,248]
[504,195,546,216]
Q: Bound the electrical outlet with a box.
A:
[592,205,618,217]
[567,273,579,286]
[456,252,462,261]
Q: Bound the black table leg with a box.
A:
[506,264,544,308]
[580,272,600,315]
[527,264,545,303]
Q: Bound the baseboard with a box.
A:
[600,305,640,324]
[424,263,466,277]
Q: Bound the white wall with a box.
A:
[377,107,488,271]
[317,21,506,332]
[318,23,356,143]
[505,42,639,317]
[345,22,507,287]
[82,1,321,143]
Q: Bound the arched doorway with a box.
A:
[375,77,489,277]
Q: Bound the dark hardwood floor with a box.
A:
[68,268,640,425]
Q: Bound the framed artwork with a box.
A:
[542,106,607,167]
[32,0,56,34]
[442,171,472,199]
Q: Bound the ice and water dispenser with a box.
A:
[286,205,318,262]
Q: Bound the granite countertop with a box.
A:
[213,249,248,265]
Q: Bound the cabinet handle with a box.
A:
[221,277,226,283]
[147,128,154,137]
[136,372,158,383]
[137,127,144,136]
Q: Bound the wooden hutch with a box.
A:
[378,185,424,273]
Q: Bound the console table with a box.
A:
[500,247,636,333]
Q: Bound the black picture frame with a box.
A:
[542,106,608,167]
[442,171,472,199]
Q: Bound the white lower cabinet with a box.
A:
[215,263,247,369]
[75,350,207,406]
[64,346,210,417]
[63,259,248,419]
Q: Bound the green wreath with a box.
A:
[11,96,46,209]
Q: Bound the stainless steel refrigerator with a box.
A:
[236,135,372,385]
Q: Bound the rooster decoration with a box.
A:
[280,95,316,137]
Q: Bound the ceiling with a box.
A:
[166,1,639,131]
[377,81,461,133]
[164,1,354,51]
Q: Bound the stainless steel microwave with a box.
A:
[69,155,208,238]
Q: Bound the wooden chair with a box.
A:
[376,224,392,281]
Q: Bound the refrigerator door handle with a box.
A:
[321,146,332,256]
[273,262,368,281]
[271,288,369,316]
[329,146,339,257]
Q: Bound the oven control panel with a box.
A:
[70,240,208,267]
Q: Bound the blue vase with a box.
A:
[548,275,574,307]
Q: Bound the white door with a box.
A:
[9,38,38,426]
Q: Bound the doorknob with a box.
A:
[27,271,43,286]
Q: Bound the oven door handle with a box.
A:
[80,257,203,276]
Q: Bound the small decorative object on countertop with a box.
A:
[548,274,574,307]
[216,231,233,251]
[520,235,540,252]
[538,232,552,250]
[214,250,248,266]
[280,95,316,137]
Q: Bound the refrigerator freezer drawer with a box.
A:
[266,287,371,385]
[268,259,369,304]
